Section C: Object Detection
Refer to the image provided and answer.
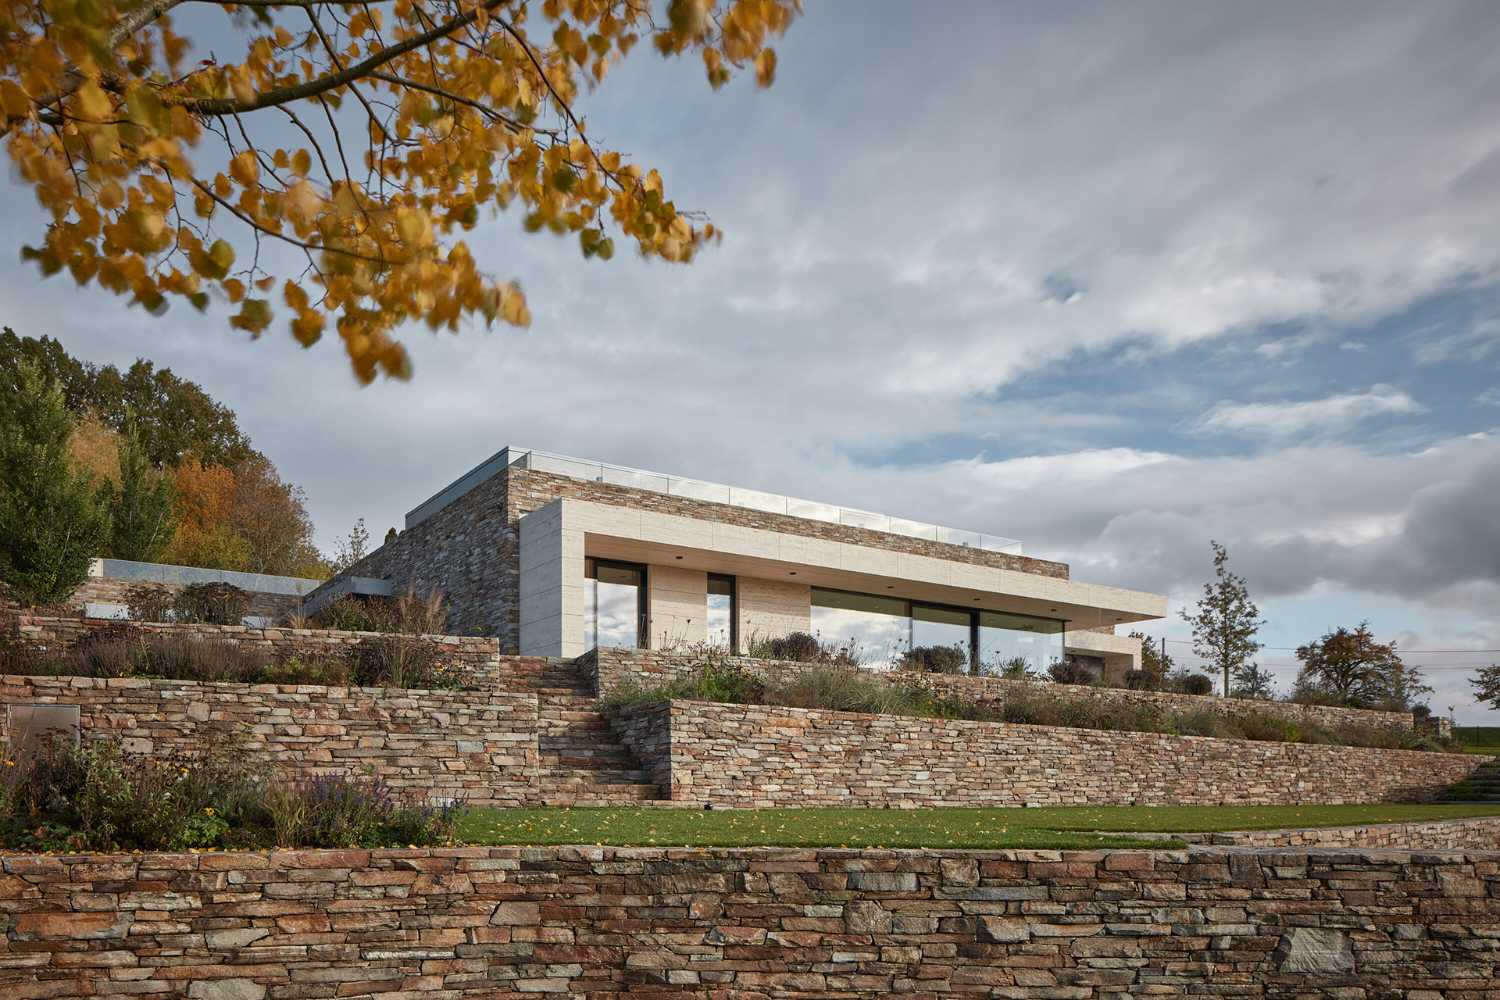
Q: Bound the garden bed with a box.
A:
[603,658,1441,752]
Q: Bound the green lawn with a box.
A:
[455,802,1500,850]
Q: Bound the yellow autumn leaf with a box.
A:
[229,150,259,188]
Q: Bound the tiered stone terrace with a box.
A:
[0,615,1478,810]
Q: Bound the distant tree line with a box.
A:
[0,331,328,606]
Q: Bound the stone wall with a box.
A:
[0,615,547,690]
[330,463,1070,647]
[586,646,1418,734]
[1169,815,1500,849]
[625,699,1478,807]
[4,843,1500,998]
[322,467,514,639]
[0,674,538,805]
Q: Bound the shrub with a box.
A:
[123,584,174,623]
[900,645,968,675]
[307,595,378,632]
[271,773,458,848]
[259,654,351,686]
[1047,659,1097,686]
[604,658,765,712]
[350,636,463,689]
[173,583,250,625]
[1124,668,1160,691]
[989,657,1039,681]
[309,588,449,635]
[0,736,264,852]
[0,735,460,852]
[763,631,821,662]
[1171,672,1215,696]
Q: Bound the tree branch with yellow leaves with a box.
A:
[0,0,799,382]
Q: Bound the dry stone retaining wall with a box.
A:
[0,615,567,691]
[625,699,1478,807]
[3,843,1500,998]
[0,674,538,805]
[1169,815,1500,849]
[587,646,1418,734]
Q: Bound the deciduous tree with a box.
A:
[1470,662,1500,711]
[163,457,252,569]
[0,362,112,605]
[1,330,258,467]
[330,516,370,573]
[1294,622,1431,711]
[1,0,799,382]
[1181,540,1266,698]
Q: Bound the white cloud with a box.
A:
[1479,388,1500,406]
[1195,386,1423,439]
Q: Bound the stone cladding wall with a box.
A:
[622,700,1478,808]
[323,469,514,639]
[586,646,1418,734]
[3,843,1500,998]
[326,465,1070,648]
[0,674,538,805]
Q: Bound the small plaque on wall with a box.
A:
[6,705,81,755]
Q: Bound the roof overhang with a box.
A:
[552,499,1165,628]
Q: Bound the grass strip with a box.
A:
[455,802,1500,850]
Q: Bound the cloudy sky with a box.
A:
[4,2,1499,717]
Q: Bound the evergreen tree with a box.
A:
[1181,540,1266,698]
[109,420,176,563]
[0,362,112,606]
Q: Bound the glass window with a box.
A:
[977,610,1065,678]
[909,603,973,673]
[810,589,910,670]
[584,559,645,650]
[707,574,736,651]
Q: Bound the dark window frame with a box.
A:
[585,557,650,650]
[810,585,1068,674]
[707,572,738,653]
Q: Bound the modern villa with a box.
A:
[311,447,1167,679]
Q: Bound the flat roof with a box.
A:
[406,446,1024,555]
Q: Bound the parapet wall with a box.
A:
[620,699,1478,808]
[3,843,1499,998]
[587,646,1418,733]
[0,674,539,806]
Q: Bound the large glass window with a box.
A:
[810,589,910,669]
[978,610,1065,677]
[808,587,1065,675]
[584,559,645,650]
[909,603,972,671]
[706,574,736,651]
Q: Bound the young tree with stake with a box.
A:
[1181,540,1267,698]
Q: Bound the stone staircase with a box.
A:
[498,659,661,806]
[1437,757,1500,803]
